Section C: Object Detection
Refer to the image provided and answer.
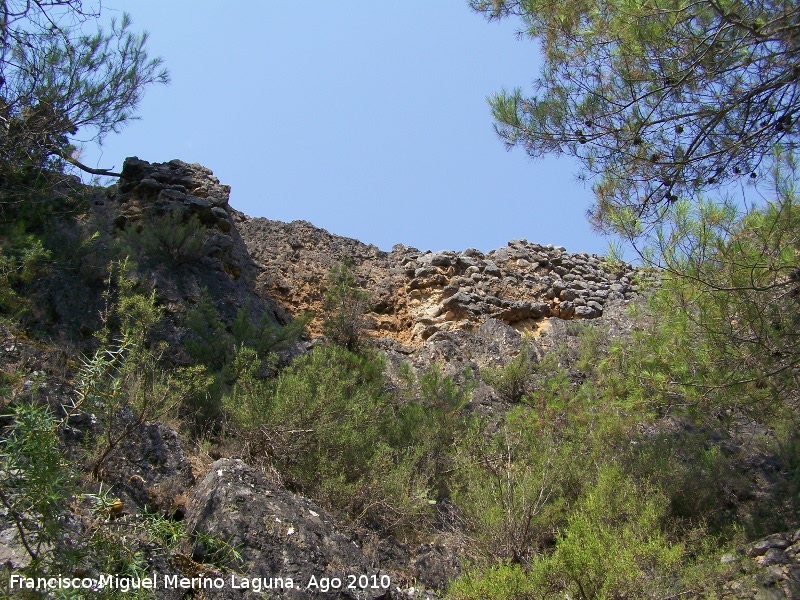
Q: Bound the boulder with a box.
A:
[441,291,473,312]
[185,459,391,599]
[100,419,195,515]
[412,544,461,592]
[496,301,550,323]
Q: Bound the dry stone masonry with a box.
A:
[109,158,646,347]
[237,217,644,345]
[394,241,639,340]
[115,157,235,234]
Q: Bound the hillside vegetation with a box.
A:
[1,1,799,597]
[0,155,798,599]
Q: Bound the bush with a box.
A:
[184,294,235,372]
[404,365,476,501]
[184,294,309,377]
[70,261,204,477]
[480,341,534,401]
[226,345,435,533]
[230,302,310,374]
[453,466,684,600]
[220,346,274,430]
[625,429,747,538]
[124,209,206,266]
[548,464,682,599]
[453,407,567,565]
[323,263,369,350]
[183,296,309,430]
[448,561,550,600]
[0,224,50,316]
[0,401,166,599]
[0,402,72,563]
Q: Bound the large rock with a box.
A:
[185,459,394,599]
[100,419,195,516]
[703,531,800,600]
[496,301,551,323]
[109,158,297,361]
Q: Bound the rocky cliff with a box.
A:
[111,156,645,352]
[237,216,642,345]
[2,157,796,600]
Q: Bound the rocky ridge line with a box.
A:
[112,157,646,346]
[237,217,644,346]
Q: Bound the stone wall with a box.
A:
[109,158,647,347]
[236,216,645,345]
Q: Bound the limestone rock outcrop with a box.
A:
[107,158,646,348]
[100,419,196,516]
[98,158,293,357]
[185,459,435,599]
[709,531,800,599]
[236,217,645,345]
[115,157,235,234]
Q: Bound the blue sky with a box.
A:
[80,2,609,256]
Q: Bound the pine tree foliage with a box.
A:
[648,158,800,408]
[471,0,800,232]
[323,263,369,351]
[0,0,168,188]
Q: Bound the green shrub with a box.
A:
[448,561,550,600]
[191,530,243,571]
[184,294,234,372]
[0,402,73,563]
[267,347,388,495]
[227,345,435,533]
[185,296,310,374]
[453,407,568,565]
[524,348,573,410]
[142,510,187,552]
[480,341,534,401]
[221,346,274,429]
[407,365,475,500]
[184,296,309,430]
[451,431,687,598]
[0,403,181,598]
[625,429,746,538]
[0,224,50,316]
[86,528,151,597]
[124,209,206,266]
[323,262,369,350]
[230,302,311,375]
[548,464,682,599]
[70,261,205,477]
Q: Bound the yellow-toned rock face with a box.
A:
[109,157,647,348]
[236,217,643,346]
